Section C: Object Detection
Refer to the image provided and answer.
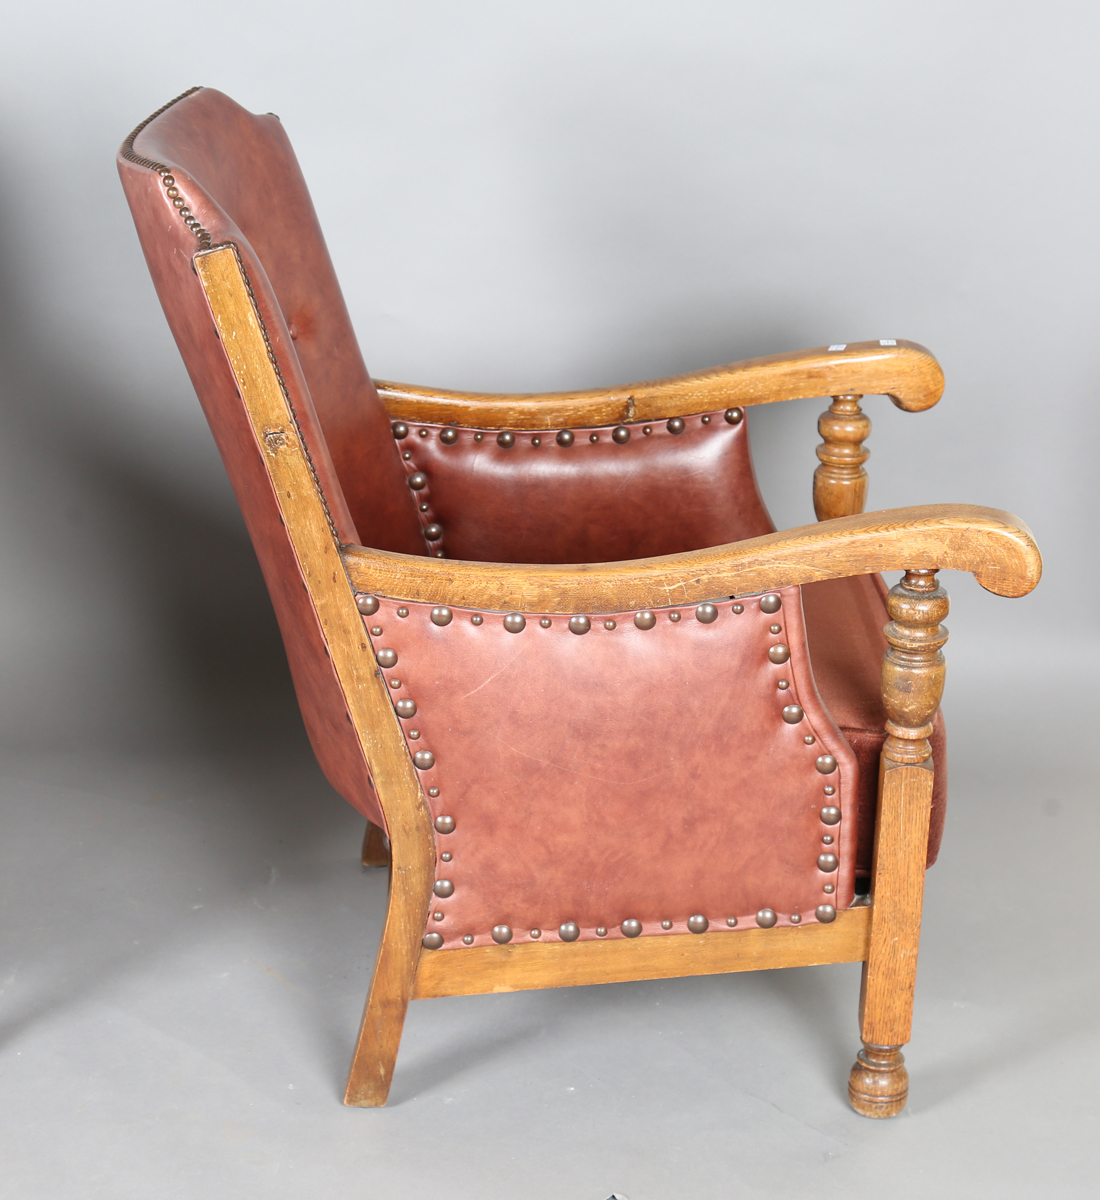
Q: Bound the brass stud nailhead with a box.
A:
[701,415,711,424]
[398,607,409,617]
[492,925,513,944]
[724,407,744,425]
[408,472,427,490]
[816,755,838,775]
[431,606,453,626]
[376,648,397,668]
[612,425,631,444]
[440,427,458,444]
[778,680,790,690]
[413,750,436,770]
[428,787,439,797]
[531,437,540,446]
[768,644,790,664]
[463,934,474,944]
[497,432,515,448]
[820,806,841,825]
[440,851,451,861]
[756,909,777,928]
[634,611,656,629]
[370,625,382,636]
[816,904,837,923]
[422,933,443,949]
[420,503,429,512]
[687,914,709,934]
[604,620,616,630]
[817,853,839,872]
[782,705,805,724]
[434,815,455,834]
[504,613,527,633]
[396,699,417,718]
[595,926,608,937]
[471,615,483,625]
[822,834,834,844]
[661,919,673,930]
[408,729,420,740]
[666,417,685,434]
[695,604,718,623]
[824,883,835,893]
[642,425,652,435]
[392,422,409,439]
[804,735,815,744]
[770,624,782,634]
[540,618,552,628]
[726,917,738,927]
[569,615,591,635]
[590,433,599,442]
[433,879,454,897]
[621,919,642,938]
[433,911,444,921]
[559,922,580,942]
[530,929,541,938]
[824,784,836,796]
[389,679,401,688]
[424,523,443,540]
[418,428,429,437]
[790,913,802,924]
[760,594,782,614]
[669,612,681,622]
[732,603,744,614]
[556,430,575,447]
[356,594,379,615]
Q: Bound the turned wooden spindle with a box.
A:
[814,394,870,520]
[849,568,949,1117]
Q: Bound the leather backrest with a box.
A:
[116,88,419,826]
[119,86,426,555]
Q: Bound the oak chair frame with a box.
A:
[194,244,1040,1115]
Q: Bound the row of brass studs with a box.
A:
[421,903,839,949]
[762,592,844,900]
[392,408,744,452]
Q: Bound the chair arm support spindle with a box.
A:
[814,394,871,521]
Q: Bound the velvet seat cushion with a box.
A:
[801,574,947,875]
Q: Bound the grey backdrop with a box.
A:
[0,3,1095,1197]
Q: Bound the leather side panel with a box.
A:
[118,151,383,828]
[127,87,426,555]
[393,410,775,564]
[802,574,947,871]
[363,587,856,948]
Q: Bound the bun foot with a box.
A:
[848,1043,908,1117]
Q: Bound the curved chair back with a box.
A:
[117,87,422,824]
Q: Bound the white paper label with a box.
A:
[827,344,847,352]
[879,338,897,346]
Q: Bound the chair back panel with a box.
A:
[117,90,412,825]
[121,87,426,555]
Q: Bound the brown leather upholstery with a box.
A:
[369,588,856,945]
[118,89,396,828]
[395,412,774,563]
[118,87,946,932]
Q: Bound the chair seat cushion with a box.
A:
[801,575,947,874]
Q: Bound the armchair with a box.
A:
[118,88,1041,1116]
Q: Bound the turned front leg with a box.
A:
[814,394,870,520]
[849,568,948,1117]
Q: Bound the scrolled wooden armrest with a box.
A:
[375,340,943,430]
[341,504,1040,613]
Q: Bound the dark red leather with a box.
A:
[118,90,389,827]
[367,589,857,947]
[802,575,947,872]
[399,412,775,563]
[121,88,425,556]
